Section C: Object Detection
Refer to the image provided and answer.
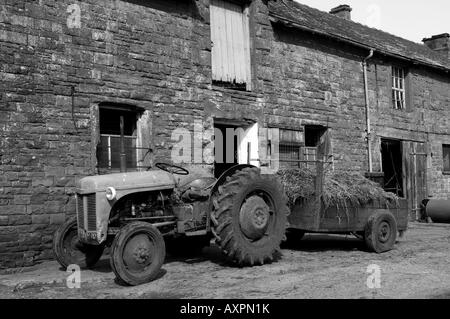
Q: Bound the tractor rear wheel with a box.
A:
[110,222,165,286]
[53,217,104,269]
[211,167,289,266]
[364,211,397,253]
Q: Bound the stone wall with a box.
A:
[0,0,270,268]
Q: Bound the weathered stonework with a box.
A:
[0,0,449,268]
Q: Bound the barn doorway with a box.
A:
[381,138,404,198]
[213,119,259,178]
[213,123,239,178]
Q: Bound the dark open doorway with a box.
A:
[213,123,239,178]
[381,138,404,198]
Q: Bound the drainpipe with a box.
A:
[363,49,374,172]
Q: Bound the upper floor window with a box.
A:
[443,144,450,173]
[97,106,139,172]
[392,66,407,110]
[210,0,251,90]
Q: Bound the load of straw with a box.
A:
[276,168,399,210]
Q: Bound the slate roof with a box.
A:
[268,0,450,72]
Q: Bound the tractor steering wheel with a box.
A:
[155,163,190,175]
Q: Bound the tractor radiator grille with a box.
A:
[76,194,96,231]
[77,194,85,229]
[86,194,97,231]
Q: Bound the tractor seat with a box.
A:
[178,177,217,202]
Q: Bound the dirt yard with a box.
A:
[1,222,450,299]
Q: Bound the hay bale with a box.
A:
[277,168,399,209]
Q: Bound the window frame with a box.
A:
[279,142,302,169]
[392,66,408,110]
[97,105,141,173]
[278,128,305,169]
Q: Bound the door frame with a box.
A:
[378,136,428,221]
[213,118,259,177]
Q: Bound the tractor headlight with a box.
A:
[106,187,116,201]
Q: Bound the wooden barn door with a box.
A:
[210,0,251,88]
[403,141,427,221]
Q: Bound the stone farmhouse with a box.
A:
[0,0,449,268]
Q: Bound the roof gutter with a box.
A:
[269,14,449,73]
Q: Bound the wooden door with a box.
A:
[403,141,427,221]
[210,0,251,87]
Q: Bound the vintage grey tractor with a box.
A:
[53,164,289,285]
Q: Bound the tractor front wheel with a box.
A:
[53,217,104,269]
[110,222,165,286]
[211,167,289,266]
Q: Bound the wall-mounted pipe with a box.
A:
[363,49,374,172]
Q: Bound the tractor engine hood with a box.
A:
[76,170,176,194]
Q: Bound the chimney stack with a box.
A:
[330,5,352,20]
[423,33,450,59]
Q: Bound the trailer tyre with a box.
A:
[53,217,104,269]
[211,167,289,266]
[364,211,397,253]
[110,222,165,286]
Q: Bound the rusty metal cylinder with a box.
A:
[426,200,450,223]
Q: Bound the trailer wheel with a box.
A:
[364,211,397,253]
[211,167,289,266]
[110,222,165,286]
[53,217,104,269]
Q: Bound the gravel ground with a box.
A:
[1,222,450,299]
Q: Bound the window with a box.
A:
[392,66,407,110]
[97,107,139,172]
[305,125,327,148]
[443,145,450,173]
[268,126,330,170]
[304,125,329,169]
[279,129,303,169]
[210,0,251,90]
[276,126,330,170]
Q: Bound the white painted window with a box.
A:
[210,0,251,90]
[392,66,407,110]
